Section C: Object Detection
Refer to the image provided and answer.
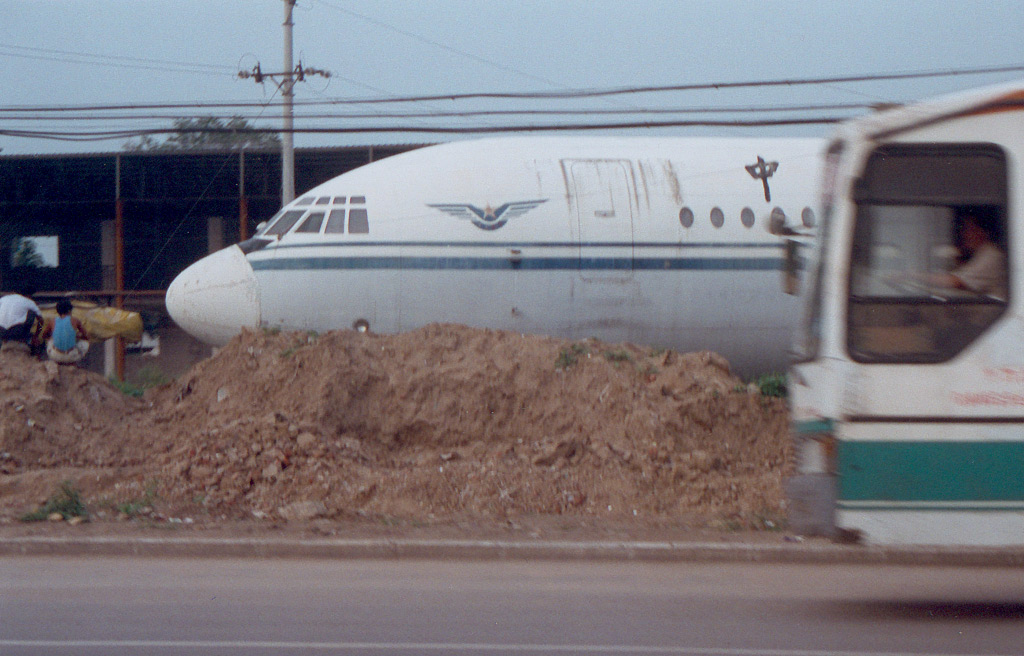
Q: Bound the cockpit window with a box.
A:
[296,212,326,233]
[325,209,346,234]
[348,208,369,234]
[295,196,314,206]
[263,210,306,236]
[350,196,366,205]
[847,143,1008,364]
[315,197,330,205]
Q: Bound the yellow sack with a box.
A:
[39,300,144,343]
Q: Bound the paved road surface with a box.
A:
[1,557,1022,655]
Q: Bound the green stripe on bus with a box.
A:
[793,418,834,435]
[839,441,1024,503]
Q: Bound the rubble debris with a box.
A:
[0,324,790,530]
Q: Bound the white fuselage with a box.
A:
[167,136,824,375]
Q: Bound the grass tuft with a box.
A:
[21,481,88,522]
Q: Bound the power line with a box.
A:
[0,116,843,143]
[1,63,1020,114]
[312,0,570,91]
[0,102,875,122]
[299,64,1024,104]
[0,42,236,76]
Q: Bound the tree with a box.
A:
[123,117,281,152]
[11,237,44,268]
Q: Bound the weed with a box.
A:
[755,372,788,398]
[115,480,159,518]
[281,333,319,359]
[21,480,88,522]
[639,363,659,378]
[603,349,633,363]
[555,343,589,369]
[261,326,281,336]
[109,366,172,398]
[109,376,144,398]
[135,366,170,388]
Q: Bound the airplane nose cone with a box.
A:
[166,245,261,345]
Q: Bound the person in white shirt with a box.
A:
[933,214,1008,301]
[0,284,42,348]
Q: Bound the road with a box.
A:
[1,556,1022,655]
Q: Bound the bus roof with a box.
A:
[839,79,1024,142]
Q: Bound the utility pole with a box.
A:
[281,0,295,205]
[238,0,329,206]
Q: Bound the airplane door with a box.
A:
[569,160,635,278]
[565,159,641,342]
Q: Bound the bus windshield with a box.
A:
[846,144,1008,364]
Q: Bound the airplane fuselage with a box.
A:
[167,136,824,375]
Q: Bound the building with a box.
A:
[0,145,425,380]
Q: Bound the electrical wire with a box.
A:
[2,63,1020,113]
[0,43,236,76]
[0,116,844,143]
[0,102,877,122]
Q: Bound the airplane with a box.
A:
[166,135,824,375]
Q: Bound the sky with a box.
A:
[2,0,1024,155]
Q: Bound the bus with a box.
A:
[786,81,1024,545]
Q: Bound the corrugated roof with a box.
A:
[0,142,437,161]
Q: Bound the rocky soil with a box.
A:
[0,324,791,535]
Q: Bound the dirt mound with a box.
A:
[0,325,790,530]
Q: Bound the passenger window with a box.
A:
[802,207,816,228]
[325,209,346,234]
[710,207,724,228]
[847,143,1008,364]
[296,212,325,233]
[264,210,306,236]
[679,207,694,228]
[349,209,369,234]
[741,208,755,228]
[769,207,787,233]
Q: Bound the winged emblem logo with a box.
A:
[428,199,547,231]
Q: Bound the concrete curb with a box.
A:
[4,535,1024,566]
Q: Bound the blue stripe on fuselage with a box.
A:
[247,241,784,272]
